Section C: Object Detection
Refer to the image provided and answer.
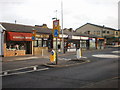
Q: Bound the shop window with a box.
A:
[6,42,26,50]
[38,40,42,47]
[80,41,86,48]
[33,41,38,47]
[43,40,47,47]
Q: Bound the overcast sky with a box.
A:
[0,0,119,30]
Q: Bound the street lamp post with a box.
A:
[61,1,64,54]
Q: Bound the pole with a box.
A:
[56,38,58,64]
[61,0,64,53]
[102,25,104,38]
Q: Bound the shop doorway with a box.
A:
[26,41,32,54]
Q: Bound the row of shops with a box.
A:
[0,22,105,57]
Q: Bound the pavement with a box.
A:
[1,51,90,76]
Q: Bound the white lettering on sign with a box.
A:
[13,36,32,39]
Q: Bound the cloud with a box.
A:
[0,0,118,29]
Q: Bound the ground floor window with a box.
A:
[80,40,86,48]
[6,41,32,54]
[43,40,47,47]
[90,38,96,48]
[33,38,48,47]
[6,41,26,50]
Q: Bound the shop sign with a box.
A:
[36,38,42,40]
[43,38,48,40]
[36,34,49,38]
[59,34,68,38]
[89,38,95,41]
[53,38,60,40]
[72,36,80,39]
[97,38,104,40]
[80,36,88,40]
[7,32,32,41]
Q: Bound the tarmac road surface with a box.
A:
[2,47,119,88]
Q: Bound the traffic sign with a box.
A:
[52,20,60,38]
[32,36,35,40]
[54,29,58,37]
[32,30,36,40]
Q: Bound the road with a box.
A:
[2,47,119,88]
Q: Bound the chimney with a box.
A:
[35,24,48,28]
[69,28,73,32]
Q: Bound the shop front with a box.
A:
[96,38,105,49]
[89,38,96,49]
[80,36,89,50]
[33,34,49,56]
[4,32,32,57]
[67,36,80,52]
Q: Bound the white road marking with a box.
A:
[92,54,119,58]
[58,58,71,60]
[2,65,38,72]
[82,57,87,58]
[112,51,120,53]
[1,68,49,77]
[16,57,39,60]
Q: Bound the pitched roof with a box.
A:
[76,23,117,31]
[0,22,52,34]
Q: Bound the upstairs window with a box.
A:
[107,31,109,34]
[88,31,90,34]
[97,31,100,35]
[102,31,106,33]
[116,32,118,35]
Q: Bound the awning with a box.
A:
[7,32,32,41]
[97,38,104,40]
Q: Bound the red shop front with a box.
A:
[4,32,32,57]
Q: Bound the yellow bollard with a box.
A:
[50,50,56,63]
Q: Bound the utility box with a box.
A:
[50,50,56,63]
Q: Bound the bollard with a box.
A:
[80,48,82,58]
[50,50,56,63]
[33,66,37,70]
[77,48,82,59]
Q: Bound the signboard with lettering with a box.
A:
[7,32,32,41]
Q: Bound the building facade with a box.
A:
[76,23,120,45]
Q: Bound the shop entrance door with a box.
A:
[26,41,32,54]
